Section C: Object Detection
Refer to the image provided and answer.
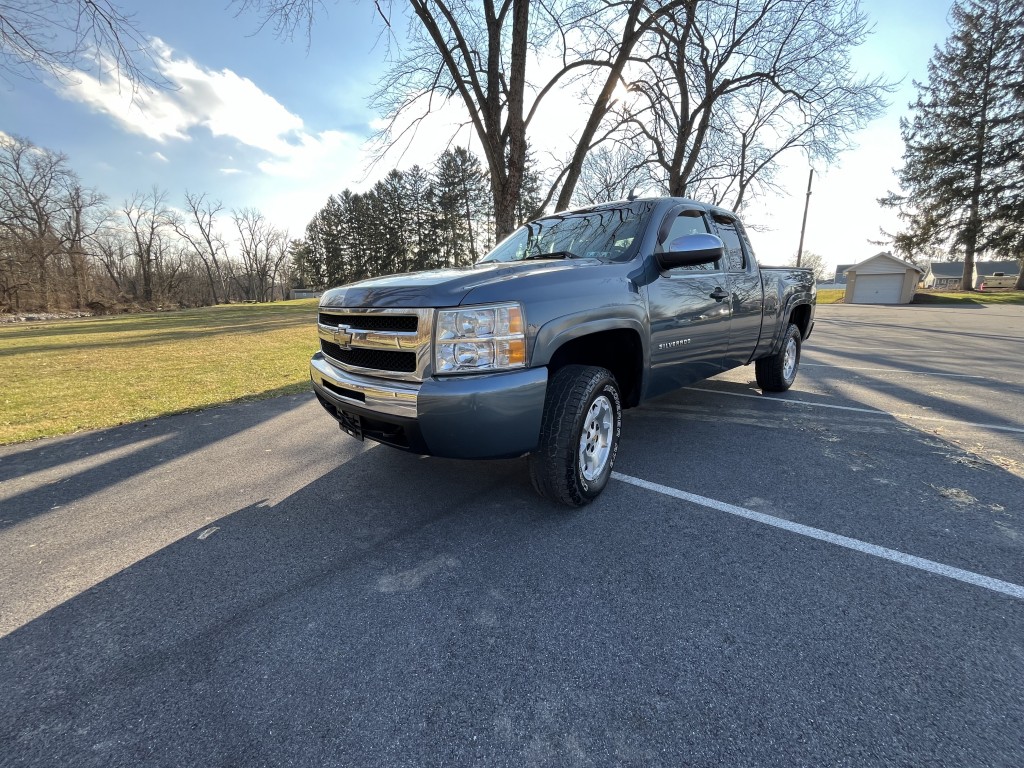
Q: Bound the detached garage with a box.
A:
[843,252,923,305]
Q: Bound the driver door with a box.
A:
[645,209,731,399]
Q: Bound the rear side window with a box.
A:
[714,218,747,272]
[659,212,716,271]
[735,220,757,265]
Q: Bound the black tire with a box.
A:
[755,322,801,392]
[529,365,622,507]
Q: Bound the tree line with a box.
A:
[292,147,542,290]
[0,133,293,314]
[0,133,540,313]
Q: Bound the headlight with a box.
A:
[434,303,526,373]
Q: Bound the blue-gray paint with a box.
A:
[313,196,816,459]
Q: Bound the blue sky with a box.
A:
[1,0,955,272]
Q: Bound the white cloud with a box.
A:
[152,151,169,162]
[257,129,360,178]
[219,168,243,175]
[53,38,357,179]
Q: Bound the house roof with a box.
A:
[928,262,965,278]
[834,264,855,280]
[977,260,1019,276]
[844,252,923,274]
[927,260,1020,278]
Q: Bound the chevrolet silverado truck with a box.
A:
[310,197,815,506]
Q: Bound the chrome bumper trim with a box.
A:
[310,353,419,418]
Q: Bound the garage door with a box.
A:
[852,274,903,304]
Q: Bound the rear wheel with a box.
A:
[755,323,801,392]
[529,365,622,506]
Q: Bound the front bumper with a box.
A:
[310,353,548,459]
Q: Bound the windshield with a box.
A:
[478,202,655,264]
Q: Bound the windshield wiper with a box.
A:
[521,250,579,261]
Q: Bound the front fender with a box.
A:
[530,310,649,368]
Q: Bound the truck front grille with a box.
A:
[320,341,417,373]
[317,307,433,381]
[317,313,418,333]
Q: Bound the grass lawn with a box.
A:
[913,290,1024,305]
[0,300,320,445]
[816,289,846,304]
[815,289,1024,305]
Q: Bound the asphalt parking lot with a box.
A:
[1,303,1022,767]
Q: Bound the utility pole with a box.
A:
[796,167,813,267]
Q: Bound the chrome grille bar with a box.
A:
[317,307,434,382]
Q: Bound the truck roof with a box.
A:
[562,196,741,222]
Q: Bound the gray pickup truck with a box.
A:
[310,197,815,505]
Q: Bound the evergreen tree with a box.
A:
[300,148,500,284]
[304,195,345,287]
[288,238,322,289]
[402,165,441,271]
[881,0,1024,290]
[371,170,412,275]
[336,190,370,282]
[435,148,490,266]
[516,145,545,228]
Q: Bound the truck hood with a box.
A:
[319,259,606,309]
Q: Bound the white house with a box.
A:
[921,260,1019,290]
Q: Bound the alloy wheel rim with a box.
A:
[783,337,797,380]
[579,395,614,481]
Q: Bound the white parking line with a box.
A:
[611,472,1024,601]
[687,387,1024,435]
[808,346,928,351]
[801,363,987,379]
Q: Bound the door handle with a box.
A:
[709,288,729,302]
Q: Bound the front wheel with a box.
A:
[755,322,802,392]
[529,365,622,507]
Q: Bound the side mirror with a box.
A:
[656,233,724,270]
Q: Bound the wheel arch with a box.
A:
[532,316,647,408]
[789,301,813,339]
[766,298,814,355]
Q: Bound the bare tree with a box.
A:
[0,134,70,309]
[233,207,289,302]
[237,0,689,239]
[790,250,828,283]
[608,0,891,208]
[574,144,653,205]
[0,0,164,89]
[171,192,230,304]
[268,228,291,300]
[123,187,173,303]
[0,133,106,310]
[92,228,134,297]
[60,181,109,308]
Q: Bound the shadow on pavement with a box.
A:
[0,387,310,528]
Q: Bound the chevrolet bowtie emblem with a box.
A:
[333,326,354,349]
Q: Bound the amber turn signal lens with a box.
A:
[507,307,524,335]
[506,339,526,366]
